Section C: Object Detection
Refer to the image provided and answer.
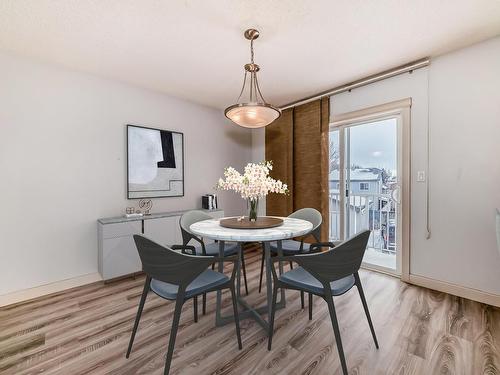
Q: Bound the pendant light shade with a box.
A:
[224,29,281,128]
[225,103,281,128]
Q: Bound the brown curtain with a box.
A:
[265,98,330,241]
[265,108,293,217]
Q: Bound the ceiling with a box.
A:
[1,0,500,110]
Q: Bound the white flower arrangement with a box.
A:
[217,161,289,201]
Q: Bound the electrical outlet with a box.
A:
[417,171,426,182]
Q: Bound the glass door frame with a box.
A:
[330,98,411,281]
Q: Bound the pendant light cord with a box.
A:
[249,39,255,102]
[250,38,255,64]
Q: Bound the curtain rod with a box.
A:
[280,57,430,110]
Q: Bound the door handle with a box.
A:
[391,185,401,204]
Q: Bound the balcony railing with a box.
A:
[329,191,396,254]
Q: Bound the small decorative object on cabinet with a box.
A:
[202,194,218,210]
[217,161,288,221]
[139,199,152,215]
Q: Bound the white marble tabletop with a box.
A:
[190,217,313,242]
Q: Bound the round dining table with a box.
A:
[190,217,313,335]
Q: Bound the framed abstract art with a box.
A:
[127,124,184,199]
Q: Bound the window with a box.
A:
[359,182,369,191]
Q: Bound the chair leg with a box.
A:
[202,293,206,315]
[240,249,249,295]
[356,278,379,349]
[164,292,184,375]
[300,291,305,309]
[289,261,293,270]
[193,296,198,323]
[308,293,313,320]
[325,295,348,375]
[258,249,265,293]
[126,276,150,358]
[229,285,243,349]
[267,285,279,351]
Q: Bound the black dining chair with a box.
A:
[267,230,378,375]
[126,235,242,375]
[180,210,249,319]
[258,208,323,312]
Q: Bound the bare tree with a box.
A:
[329,141,340,172]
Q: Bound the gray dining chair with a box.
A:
[267,230,378,375]
[180,210,249,318]
[126,235,242,375]
[258,208,323,311]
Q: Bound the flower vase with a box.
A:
[248,199,259,222]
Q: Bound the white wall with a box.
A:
[330,36,500,295]
[251,36,500,296]
[0,52,251,296]
[422,37,500,293]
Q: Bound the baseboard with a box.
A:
[408,274,500,308]
[0,272,103,307]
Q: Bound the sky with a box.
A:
[330,118,397,175]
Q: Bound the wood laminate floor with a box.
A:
[1,244,500,375]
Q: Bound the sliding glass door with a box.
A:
[329,103,410,277]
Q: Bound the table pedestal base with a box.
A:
[215,297,286,331]
[215,241,286,336]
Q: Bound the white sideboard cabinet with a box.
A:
[97,209,224,281]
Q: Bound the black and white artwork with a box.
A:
[127,125,184,199]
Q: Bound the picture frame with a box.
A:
[127,124,184,199]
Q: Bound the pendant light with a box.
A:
[224,29,281,128]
